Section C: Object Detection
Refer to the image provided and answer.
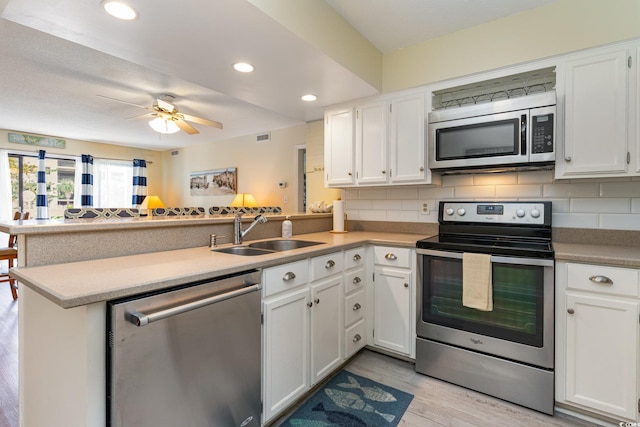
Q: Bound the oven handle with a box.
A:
[416,248,554,267]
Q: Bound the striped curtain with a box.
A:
[80,154,94,207]
[36,149,49,219]
[132,159,147,208]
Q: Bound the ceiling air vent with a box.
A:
[256,132,271,143]
[170,150,179,156]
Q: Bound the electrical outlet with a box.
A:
[420,201,429,215]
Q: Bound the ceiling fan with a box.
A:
[98,94,223,135]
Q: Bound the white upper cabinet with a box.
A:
[325,89,433,187]
[557,46,636,178]
[389,92,428,183]
[325,107,355,186]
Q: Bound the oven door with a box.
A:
[416,248,554,369]
[428,110,528,170]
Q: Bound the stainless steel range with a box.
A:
[416,201,554,415]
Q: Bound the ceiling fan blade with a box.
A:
[125,112,154,121]
[156,98,176,113]
[97,94,150,110]
[181,113,223,129]
[174,119,199,135]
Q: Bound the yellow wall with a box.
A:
[383,0,640,92]
[0,130,163,196]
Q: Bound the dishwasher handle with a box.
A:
[129,283,261,327]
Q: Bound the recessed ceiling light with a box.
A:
[233,62,254,73]
[301,94,317,102]
[102,0,138,20]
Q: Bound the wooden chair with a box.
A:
[0,211,29,300]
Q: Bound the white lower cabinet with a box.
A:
[344,246,367,358]
[372,246,414,358]
[309,275,343,385]
[556,261,640,422]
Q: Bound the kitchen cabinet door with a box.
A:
[389,92,427,183]
[565,292,638,420]
[310,276,343,385]
[325,107,355,186]
[559,49,631,177]
[355,101,388,185]
[263,288,310,422]
[373,265,412,356]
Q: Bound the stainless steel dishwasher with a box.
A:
[107,269,262,427]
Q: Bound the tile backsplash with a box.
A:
[342,170,640,230]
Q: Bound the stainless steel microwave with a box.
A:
[428,92,555,171]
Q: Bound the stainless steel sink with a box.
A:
[248,239,324,252]
[212,246,274,256]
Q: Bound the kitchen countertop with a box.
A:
[10,231,428,309]
[553,242,640,268]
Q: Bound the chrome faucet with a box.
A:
[234,214,267,244]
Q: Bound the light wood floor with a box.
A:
[273,349,606,427]
[0,276,18,427]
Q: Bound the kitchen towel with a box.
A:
[333,200,345,232]
[462,252,493,311]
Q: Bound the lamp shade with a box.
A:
[140,195,165,210]
[230,193,258,207]
[149,117,180,134]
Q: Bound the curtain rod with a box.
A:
[3,148,153,164]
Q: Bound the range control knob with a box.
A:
[530,209,541,218]
[445,208,455,216]
[456,208,466,216]
[516,209,526,218]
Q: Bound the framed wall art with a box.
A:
[189,167,237,196]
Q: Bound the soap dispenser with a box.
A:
[282,216,292,238]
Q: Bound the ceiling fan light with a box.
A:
[149,117,180,134]
[102,0,138,20]
[233,62,254,73]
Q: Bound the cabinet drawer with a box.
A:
[345,320,366,357]
[263,259,309,297]
[373,246,412,268]
[344,246,365,270]
[566,262,639,297]
[345,290,365,327]
[344,268,366,295]
[310,251,344,282]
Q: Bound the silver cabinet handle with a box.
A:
[353,334,362,342]
[314,298,320,304]
[353,254,361,261]
[385,253,397,261]
[307,302,313,308]
[353,303,361,311]
[283,272,296,281]
[325,259,336,269]
[567,308,575,314]
[130,284,261,327]
[404,283,409,288]
[565,156,572,162]
[589,275,613,285]
[352,276,362,284]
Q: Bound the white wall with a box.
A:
[343,170,640,230]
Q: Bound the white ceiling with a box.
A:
[0,0,557,151]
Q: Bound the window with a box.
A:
[92,159,133,208]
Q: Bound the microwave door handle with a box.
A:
[521,114,527,155]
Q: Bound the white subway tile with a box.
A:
[344,189,359,200]
[454,185,496,199]
[543,183,599,198]
[518,170,554,184]
[570,198,630,213]
[358,210,388,221]
[345,200,372,210]
[552,213,598,228]
[387,210,419,222]
[401,200,421,210]
[442,174,473,187]
[632,199,640,213]
[495,185,542,198]
[599,214,640,230]
[372,200,401,210]
[357,189,387,200]
[599,181,640,197]
[344,210,359,220]
[418,212,439,224]
[546,198,570,213]
[387,187,418,199]
[473,173,517,186]
[418,186,455,199]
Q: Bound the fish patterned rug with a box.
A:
[281,370,413,426]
